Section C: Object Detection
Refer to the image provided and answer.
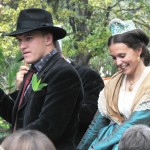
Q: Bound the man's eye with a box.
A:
[16,38,21,43]
[26,37,32,41]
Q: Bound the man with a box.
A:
[54,41,104,145]
[17,41,104,146]
[72,63,104,145]
[0,8,83,150]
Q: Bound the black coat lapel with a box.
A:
[17,53,62,110]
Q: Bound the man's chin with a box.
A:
[24,60,34,65]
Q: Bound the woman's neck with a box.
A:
[127,61,145,83]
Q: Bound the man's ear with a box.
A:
[46,33,53,46]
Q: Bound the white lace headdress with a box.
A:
[109,18,136,36]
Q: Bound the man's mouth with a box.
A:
[23,52,30,56]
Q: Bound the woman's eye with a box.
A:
[111,56,116,60]
[120,55,125,58]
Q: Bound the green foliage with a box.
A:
[57,0,150,74]
[0,118,10,129]
[0,0,149,80]
[0,117,10,138]
[0,52,21,94]
[0,0,150,76]
[31,74,47,92]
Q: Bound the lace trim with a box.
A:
[134,93,150,111]
[98,90,150,124]
[98,89,107,116]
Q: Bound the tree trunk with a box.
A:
[75,52,92,66]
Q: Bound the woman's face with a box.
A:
[109,43,141,75]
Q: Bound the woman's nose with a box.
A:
[115,58,122,66]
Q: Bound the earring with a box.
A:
[137,56,140,62]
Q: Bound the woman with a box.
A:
[77,19,150,150]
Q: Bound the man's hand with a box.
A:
[16,65,29,89]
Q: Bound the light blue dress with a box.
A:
[77,68,150,150]
[77,110,150,150]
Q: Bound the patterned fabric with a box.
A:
[135,93,150,111]
[109,18,136,36]
[34,49,57,72]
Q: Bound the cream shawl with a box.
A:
[101,71,150,123]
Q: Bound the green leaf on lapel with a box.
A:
[31,74,47,92]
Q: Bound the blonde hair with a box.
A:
[1,130,56,150]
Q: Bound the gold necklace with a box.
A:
[128,73,143,92]
[128,80,137,91]
[127,66,146,92]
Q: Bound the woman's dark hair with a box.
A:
[107,29,150,66]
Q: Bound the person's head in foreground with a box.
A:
[0,130,56,150]
[118,125,150,150]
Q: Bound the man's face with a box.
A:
[16,31,53,64]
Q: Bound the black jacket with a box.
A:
[0,53,83,150]
[71,62,104,144]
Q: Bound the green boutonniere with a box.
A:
[31,74,48,92]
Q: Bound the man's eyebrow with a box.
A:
[16,33,34,39]
[24,33,33,37]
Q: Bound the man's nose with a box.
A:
[20,41,27,50]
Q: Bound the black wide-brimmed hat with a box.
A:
[6,8,67,40]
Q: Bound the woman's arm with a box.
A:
[92,110,150,150]
[77,111,110,150]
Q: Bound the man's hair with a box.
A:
[119,125,150,150]
[54,41,62,54]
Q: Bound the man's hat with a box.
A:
[6,8,67,40]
